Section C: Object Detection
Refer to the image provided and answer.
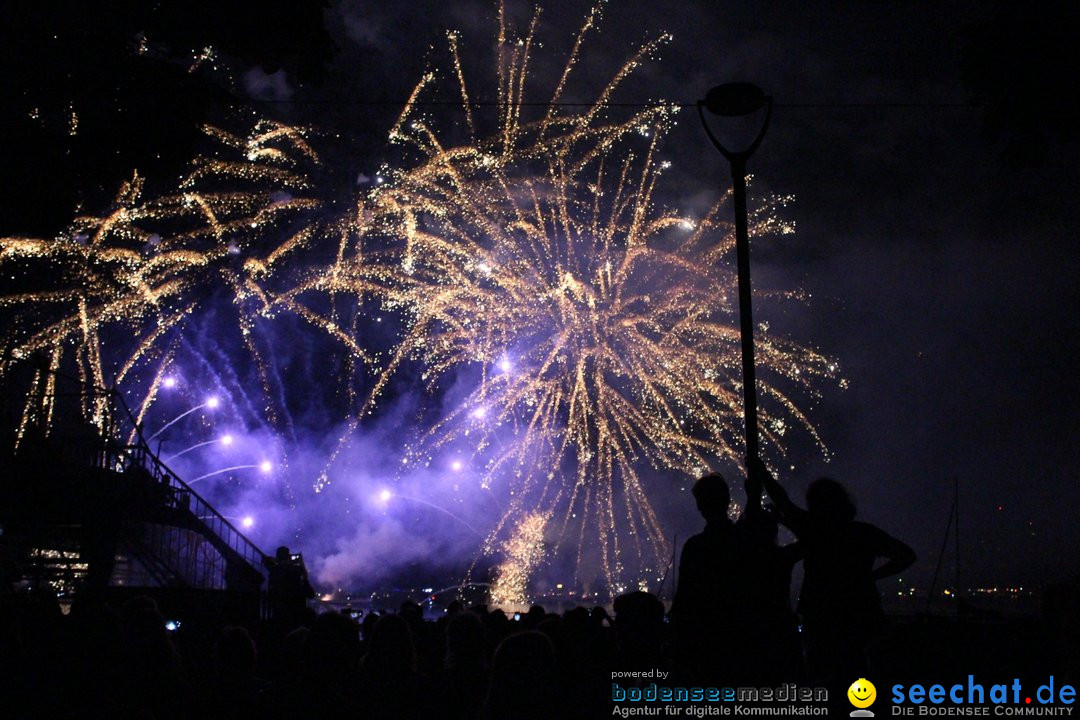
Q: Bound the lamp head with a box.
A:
[703,83,768,117]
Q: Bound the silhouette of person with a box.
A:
[356,612,429,720]
[267,546,314,629]
[735,466,804,682]
[670,472,740,684]
[480,630,559,720]
[256,611,360,719]
[612,590,667,673]
[750,458,915,686]
[206,625,269,718]
[435,611,488,720]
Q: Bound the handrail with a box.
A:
[105,395,269,574]
[3,355,269,577]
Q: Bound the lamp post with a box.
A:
[698,83,772,466]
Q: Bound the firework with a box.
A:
[0,121,355,455]
[489,510,552,607]
[0,2,841,601]
[324,3,841,596]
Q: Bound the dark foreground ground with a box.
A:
[1,586,1077,720]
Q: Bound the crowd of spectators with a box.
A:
[1,588,665,719]
[0,467,944,719]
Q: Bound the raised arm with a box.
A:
[743,458,765,516]
[870,527,916,580]
[747,456,803,526]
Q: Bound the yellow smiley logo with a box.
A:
[848,678,877,709]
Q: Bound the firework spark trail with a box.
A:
[489,510,552,607]
[0,2,841,601]
[0,121,363,469]
[320,3,841,597]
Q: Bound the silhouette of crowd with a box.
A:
[672,462,917,688]
[0,465,926,719]
[0,590,623,719]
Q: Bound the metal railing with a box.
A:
[105,394,268,576]
[3,357,268,583]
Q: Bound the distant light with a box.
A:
[163,377,177,388]
[220,434,234,446]
[498,358,512,373]
[451,460,463,472]
[241,515,254,529]
[379,489,393,502]
[206,396,220,409]
[471,407,487,419]
[259,460,272,473]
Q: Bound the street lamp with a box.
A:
[698,82,773,466]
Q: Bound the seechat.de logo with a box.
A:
[891,675,1076,713]
[849,678,878,717]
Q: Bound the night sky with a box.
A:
[2,0,1078,596]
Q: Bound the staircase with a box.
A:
[0,359,268,621]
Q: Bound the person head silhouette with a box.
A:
[806,478,856,523]
[692,473,730,524]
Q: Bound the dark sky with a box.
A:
[3,0,1077,593]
